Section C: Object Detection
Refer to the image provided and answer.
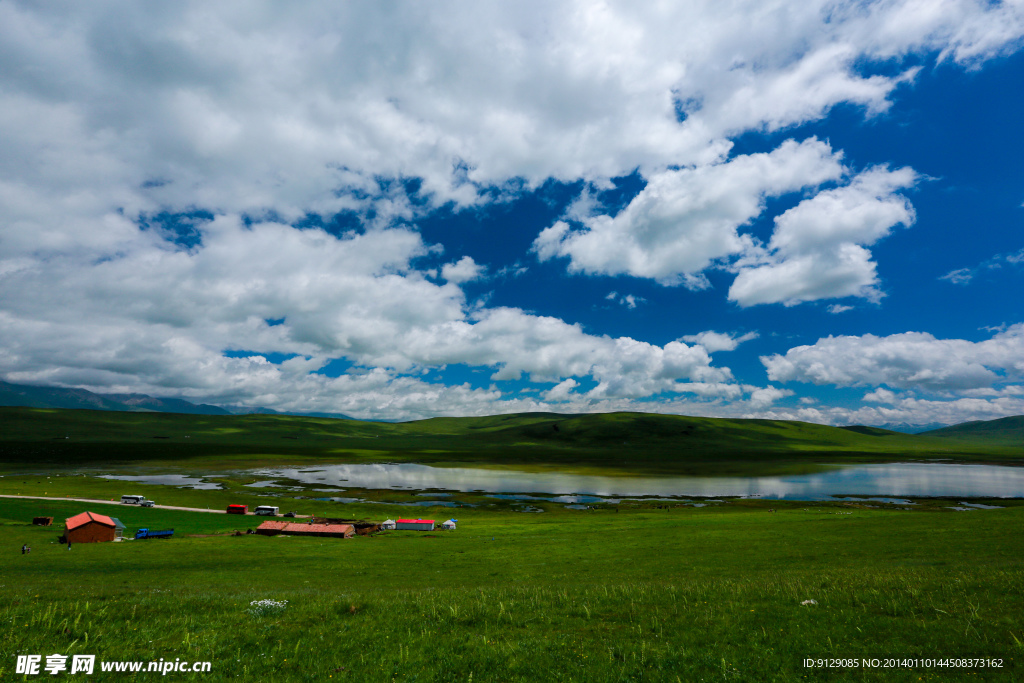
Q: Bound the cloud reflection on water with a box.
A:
[250,462,1024,500]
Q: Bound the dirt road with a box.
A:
[0,494,305,516]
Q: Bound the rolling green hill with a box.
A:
[921,415,1024,445]
[1,407,1020,475]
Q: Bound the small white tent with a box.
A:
[381,519,396,530]
[441,519,456,530]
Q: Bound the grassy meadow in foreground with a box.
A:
[1,490,1023,682]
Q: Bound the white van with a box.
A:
[121,495,145,504]
[253,506,280,516]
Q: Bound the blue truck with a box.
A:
[134,528,174,540]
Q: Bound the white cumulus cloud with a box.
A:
[1,1,1023,417]
[729,166,917,306]
[0,215,735,406]
[544,378,580,402]
[762,324,1024,393]
[441,256,486,284]
[534,138,844,284]
[680,330,759,353]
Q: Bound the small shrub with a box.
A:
[247,599,289,618]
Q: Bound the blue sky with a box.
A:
[1,2,1022,424]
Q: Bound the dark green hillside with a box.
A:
[921,415,1024,445]
[839,425,903,437]
[2,407,1021,475]
[513,412,908,450]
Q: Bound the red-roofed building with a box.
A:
[64,511,117,544]
[395,519,435,531]
[255,521,355,538]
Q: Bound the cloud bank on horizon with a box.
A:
[1,1,1023,424]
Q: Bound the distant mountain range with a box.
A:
[220,405,362,420]
[0,380,231,415]
[0,380,356,420]
[870,422,952,434]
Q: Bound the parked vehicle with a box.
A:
[254,506,279,516]
[134,528,174,540]
[140,500,155,507]
[226,504,248,515]
[283,511,298,518]
[121,495,145,504]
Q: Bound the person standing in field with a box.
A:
[22,544,27,554]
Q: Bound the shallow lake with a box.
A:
[247,462,1024,500]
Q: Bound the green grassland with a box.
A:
[2,408,1023,680]
[924,416,1024,446]
[1,492,1022,682]
[2,407,1021,476]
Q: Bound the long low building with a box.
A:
[396,518,435,531]
[255,521,355,538]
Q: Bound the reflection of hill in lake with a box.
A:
[252,462,1024,499]
[1,407,1021,475]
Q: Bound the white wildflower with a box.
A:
[247,599,289,617]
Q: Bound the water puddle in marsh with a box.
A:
[99,474,222,490]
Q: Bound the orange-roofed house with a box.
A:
[64,511,117,544]
[255,521,355,539]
